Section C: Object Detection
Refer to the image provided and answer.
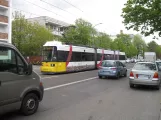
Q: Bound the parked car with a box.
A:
[0,42,44,116]
[129,62,161,90]
[98,60,127,79]
[126,59,130,63]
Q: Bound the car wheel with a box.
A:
[116,73,120,79]
[130,83,134,88]
[156,85,160,90]
[21,93,39,116]
[124,71,127,77]
[99,76,102,79]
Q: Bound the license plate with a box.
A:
[138,75,150,79]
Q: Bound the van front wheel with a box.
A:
[21,93,39,116]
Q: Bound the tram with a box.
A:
[40,41,126,73]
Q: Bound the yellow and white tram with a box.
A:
[40,41,126,73]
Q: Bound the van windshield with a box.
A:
[101,61,116,67]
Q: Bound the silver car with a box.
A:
[129,62,161,90]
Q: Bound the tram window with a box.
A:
[104,54,111,60]
[97,54,102,61]
[86,53,94,61]
[57,51,68,62]
[119,55,125,60]
[110,55,114,60]
[72,52,82,62]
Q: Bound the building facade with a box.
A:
[27,16,70,36]
[0,0,12,43]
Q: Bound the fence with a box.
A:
[25,56,42,65]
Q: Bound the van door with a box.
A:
[0,47,31,107]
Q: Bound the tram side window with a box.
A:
[72,52,82,62]
[97,54,102,61]
[57,51,68,62]
[119,55,125,60]
[82,53,94,61]
[86,53,94,61]
[104,54,111,60]
[110,54,114,60]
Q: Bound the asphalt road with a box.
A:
[1,63,161,120]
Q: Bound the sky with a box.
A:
[12,0,161,45]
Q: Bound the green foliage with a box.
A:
[12,11,54,56]
[95,32,112,49]
[147,41,161,58]
[61,18,95,46]
[133,34,147,57]
[111,33,137,58]
[122,0,161,37]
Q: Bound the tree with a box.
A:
[95,32,112,49]
[147,41,161,58]
[12,12,54,56]
[61,18,95,46]
[122,0,161,37]
[133,34,147,58]
[111,33,137,58]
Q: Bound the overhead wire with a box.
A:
[12,7,41,17]
[39,0,76,17]
[12,7,66,26]
[61,0,83,12]
[23,0,65,19]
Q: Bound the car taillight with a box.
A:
[153,72,159,78]
[130,71,134,77]
[111,67,116,70]
[40,82,43,86]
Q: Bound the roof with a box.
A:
[0,42,15,48]
[136,62,155,64]
[28,16,70,27]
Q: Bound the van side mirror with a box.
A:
[26,63,32,75]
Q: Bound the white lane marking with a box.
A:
[42,76,59,79]
[33,68,40,70]
[44,77,97,91]
[73,71,86,74]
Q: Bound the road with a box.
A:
[1,63,161,120]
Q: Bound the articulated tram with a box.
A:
[40,41,126,73]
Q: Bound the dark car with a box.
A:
[98,60,127,79]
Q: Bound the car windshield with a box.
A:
[133,63,157,71]
[101,61,116,67]
[156,62,161,68]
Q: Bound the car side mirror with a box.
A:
[26,63,33,75]
[159,66,161,71]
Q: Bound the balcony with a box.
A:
[52,31,64,36]
[0,32,8,39]
[0,0,8,7]
[0,15,8,24]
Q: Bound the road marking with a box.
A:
[44,77,97,91]
[42,76,59,79]
[33,68,40,70]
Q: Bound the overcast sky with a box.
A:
[12,0,161,44]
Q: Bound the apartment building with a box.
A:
[28,16,70,36]
[0,0,12,43]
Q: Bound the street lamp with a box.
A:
[92,23,103,47]
[93,23,102,28]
